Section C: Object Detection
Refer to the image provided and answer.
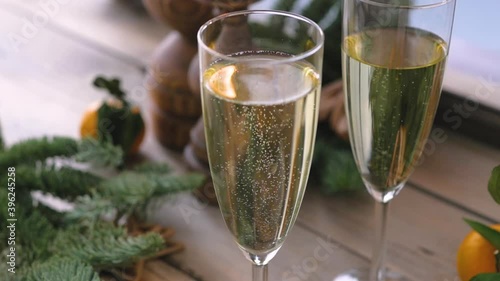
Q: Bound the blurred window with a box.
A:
[443,0,500,110]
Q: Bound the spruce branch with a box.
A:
[0,263,20,281]
[65,194,116,224]
[23,258,101,281]
[132,162,172,175]
[312,126,363,194]
[0,188,31,223]
[0,189,7,242]
[300,0,335,22]
[67,172,205,222]
[36,165,101,200]
[0,134,204,277]
[98,171,205,204]
[149,173,206,196]
[0,136,78,170]
[98,172,206,214]
[16,208,60,266]
[75,137,124,168]
[35,203,68,228]
[2,164,101,200]
[98,172,155,215]
[0,123,4,152]
[0,194,59,268]
[55,224,165,268]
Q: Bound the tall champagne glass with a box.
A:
[337,0,456,280]
[198,10,324,281]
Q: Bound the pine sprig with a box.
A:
[16,208,60,266]
[3,165,101,201]
[300,0,336,22]
[0,188,33,224]
[35,166,101,200]
[36,203,68,228]
[68,172,206,222]
[0,193,59,268]
[149,173,206,196]
[0,134,204,279]
[269,0,343,84]
[55,224,164,268]
[65,194,116,223]
[22,258,101,281]
[75,137,124,168]
[100,172,205,210]
[99,172,156,214]
[131,162,172,174]
[100,172,205,200]
[0,123,4,152]
[311,126,363,194]
[0,137,78,170]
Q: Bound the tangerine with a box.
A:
[457,224,500,281]
[80,99,145,155]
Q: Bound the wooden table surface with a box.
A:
[1,1,499,280]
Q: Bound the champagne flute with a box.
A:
[336,0,456,280]
[198,10,324,281]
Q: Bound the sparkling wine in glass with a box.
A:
[198,10,324,281]
[336,0,456,280]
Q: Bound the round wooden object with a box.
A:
[196,0,254,12]
[142,0,213,42]
[146,32,203,150]
[214,15,253,55]
[146,32,201,118]
[150,107,198,150]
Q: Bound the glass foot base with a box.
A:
[333,268,410,281]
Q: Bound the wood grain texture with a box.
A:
[143,260,197,281]
[148,194,369,281]
[410,131,500,221]
[297,186,493,281]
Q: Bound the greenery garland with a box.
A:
[0,137,78,171]
[0,132,205,280]
[23,258,101,281]
[311,124,364,194]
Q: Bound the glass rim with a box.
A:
[197,9,324,64]
[359,0,455,9]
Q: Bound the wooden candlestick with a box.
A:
[143,0,213,42]
[143,0,213,151]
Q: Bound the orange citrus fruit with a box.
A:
[80,99,145,155]
[457,224,500,281]
[80,101,100,137]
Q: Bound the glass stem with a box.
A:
[252,264,268,281]
[369,201,389,281]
